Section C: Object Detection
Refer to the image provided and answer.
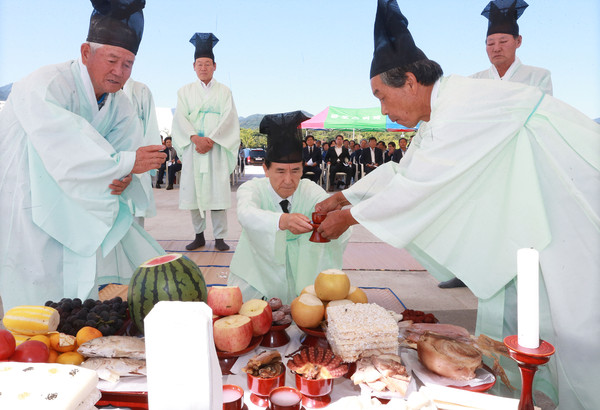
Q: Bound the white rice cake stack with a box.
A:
[326,303,399,362]
[0,362,100,409]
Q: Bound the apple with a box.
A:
[212,314,220,324]
[213,315,253,353]
[239,299,273,336]
[207,286,243,316]
[0,330,16,360]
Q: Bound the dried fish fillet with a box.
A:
[77,336,145,360]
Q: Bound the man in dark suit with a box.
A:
[325,134,353,191]
[384,141,402,163]
[302,135,322,183]
[156,137,182,190]
[361,136,384,174]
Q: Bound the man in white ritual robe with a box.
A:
[316,1,599,409]
[471,1,552,95]
[0,0,166,311]
[172,32,240,252]
[122,78,162,225]
[229,111,350,304]
[440,0,553,290]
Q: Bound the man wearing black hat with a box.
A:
[442,0,554,290]
[0,0,166,311]
[471,0,552,95]
[172,33,240,252]
[228,111,349,304]
[315,1,599,408]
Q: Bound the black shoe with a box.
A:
[438,278,466,289]
[155,183,161,189]
[166,184,173,190]
[215,239,230,251]
[185,232,206,250]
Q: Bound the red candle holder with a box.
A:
[309,212,330,243]
[503,335,555,410]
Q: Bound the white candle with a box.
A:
[517,248,540,348]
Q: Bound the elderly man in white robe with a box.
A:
[0,0,166,311]
[172,32,240,252]
[122,77,162,226]
[471,0,552,95]
[316,1,599,409]
[441,0,552,289]
[228,111,350,304]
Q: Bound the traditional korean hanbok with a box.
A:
[471,57,553,95]
[230,177,350,304]
[343,74,600,409]
[122,78,161,219]
[0,60,164,311]
[171,79,240,212]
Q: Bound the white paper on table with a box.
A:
[97,375,148,392]
[401,349,495,388]
[145,301,222,410]
[419,385,525,410]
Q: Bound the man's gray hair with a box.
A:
[380,59,443,88]
[87,42,104,54]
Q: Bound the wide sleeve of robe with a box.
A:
[344,75,600,409]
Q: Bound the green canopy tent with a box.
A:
[299,106,418,138]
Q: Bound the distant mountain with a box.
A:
[239,111,312,130]
[0,83,13,101]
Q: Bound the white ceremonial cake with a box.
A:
[0,362,100,409]
[326,303,399,362]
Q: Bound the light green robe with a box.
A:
[122,78,161,218]
[229,177,351,304]
[0,60,165,311]
[344,75,600,409]
[171,79,240,211]
[471,58,553,95]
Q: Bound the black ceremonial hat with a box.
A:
[260,111,309,164]
[370,0,428,79]
[482,0,529,37]
[190,33,219,61]
[87,0,145,55]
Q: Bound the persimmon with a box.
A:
[49,332,77,353]
[56,351,84,365]
[47,349,59,363]
[76,326,103,347]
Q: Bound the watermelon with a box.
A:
[128,253,208,334]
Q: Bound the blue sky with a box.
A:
[1,1,598,119]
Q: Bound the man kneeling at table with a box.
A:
[228,111,351,304]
